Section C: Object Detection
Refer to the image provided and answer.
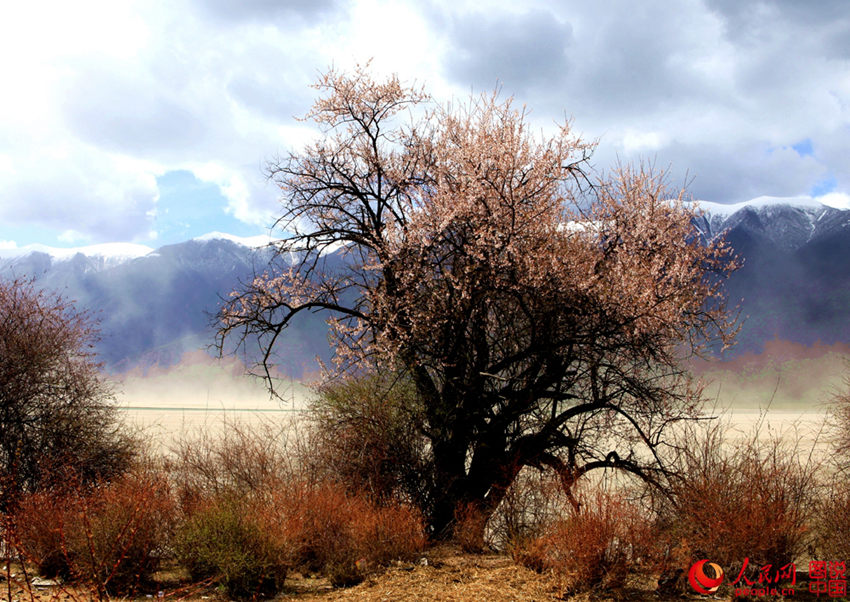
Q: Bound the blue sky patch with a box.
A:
[792,139,814,157]
[153,171,266,246]
[811,175,837,197]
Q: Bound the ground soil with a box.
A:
[2,545,827,601]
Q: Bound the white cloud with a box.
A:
[1,0,848,244]
[0,0,329,242]
[817,192,850,210]
[619,130,666,154]
[58,230,92,245]
[0,148,161,243]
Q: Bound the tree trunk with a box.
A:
[428,437,470,538]
[426,431,523,541]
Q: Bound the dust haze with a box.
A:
[106,340,847,448]
[693,339,849,411]
[110,351,313,445]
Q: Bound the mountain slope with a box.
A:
[694,198,850,354]
[0,236,333,376]
[3,199,850,373]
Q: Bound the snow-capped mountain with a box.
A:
[0,242,155,275]
[694,197,850,354]
[0,241,154,260]
[694,196,850,251]
[3,197,850,374]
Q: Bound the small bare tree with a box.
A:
[218,66,738,537]
[830,378,850,474]
[0,278,133,511]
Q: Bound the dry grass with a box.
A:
[287,546,562,601]
[8,545,838,601]
[3,548,563,601]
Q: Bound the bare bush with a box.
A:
[829,378,850,473]
[487,468,568,553]
[654,418,820,585]
[168,417,293,511]
[814,480,850,563]
[0,278,134,510]
[818,378,850,561]
[306,369,431,508]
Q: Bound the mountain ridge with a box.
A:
[3,200,850,374]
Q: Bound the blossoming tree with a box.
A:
[217,66,738,536]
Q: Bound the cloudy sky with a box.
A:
[1,0,848,248]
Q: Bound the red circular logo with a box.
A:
[688,559,724,595]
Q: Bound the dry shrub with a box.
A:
[818,382,850,563]
[488,468,567,552]
[168,418,293,511]
[12,470,173,597]
[262,480,427,587]
[815,481,850,563]
[656,418,819,583]
[453,502,489,553]
[818,380,850,563]
[829,377,850,474]
[514,488,655,593]
[804,374,850,564]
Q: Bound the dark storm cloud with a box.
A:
[444,10,573,93]
[441,2,723,117]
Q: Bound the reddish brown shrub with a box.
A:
[261,480,426,586]
[514,488,655,594]
[453,502,488,554]
[10,487,71,578]
[12,470,174,597]
[654,419,819,587]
